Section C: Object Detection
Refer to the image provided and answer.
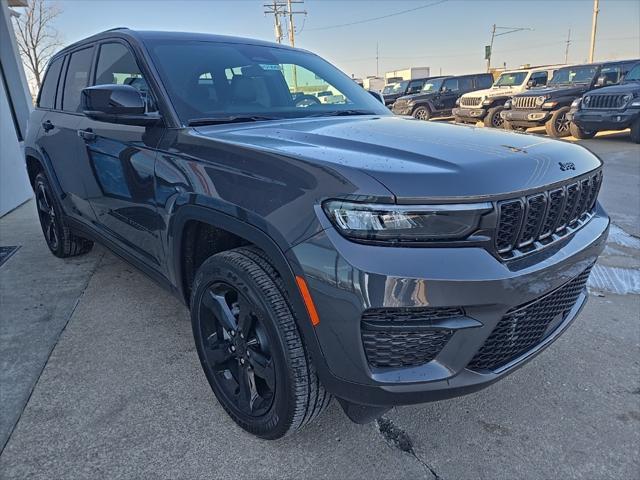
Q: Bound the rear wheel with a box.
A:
[34,172,93,258]
[413,106,431,121]
[190,247,330,439]
[569,122,597,139]
[545,106,571,137]
[630,117,640,144]
[484,106,505,128]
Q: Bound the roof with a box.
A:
[53,28,300,59]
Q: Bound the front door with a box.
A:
[76,41,166,268]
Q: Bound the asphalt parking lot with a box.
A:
[1,128,638,479]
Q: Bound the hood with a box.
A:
[517,84,589,98]
[462,86,520,99]
[193,115,601,203]
[586,82,640,95]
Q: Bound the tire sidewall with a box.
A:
[413,106,430,120]
[630,117,640,143]
[191,255,296,438]
[546,106,571,137]
[34,173,65,256]
[484,106,505,128]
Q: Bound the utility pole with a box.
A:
[376,42,379,77]
[486,24,533,73]
[263,1,306,88]
[564,28,572,64]
[589,0,600,62]
[263,1,285,44]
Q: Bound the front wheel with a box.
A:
[190,247,331,439]
[483,106,506,129]
[545,106,571,137]
[630,117,640,144]
[413,106,431,121]
[569,122,597,139]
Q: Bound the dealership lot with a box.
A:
[0,131,638,479]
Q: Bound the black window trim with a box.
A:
[36,55,64,110]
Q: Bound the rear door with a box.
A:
[77,40,165,268]
[37,47,98,222]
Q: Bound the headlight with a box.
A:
[535,95,548,106]
[455,98,460,106]
[322,200,492,243]
[482,98,493,106]
[571,98,581,108]
[622,94,633,105]
[504,99,512,109]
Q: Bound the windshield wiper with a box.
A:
[187,115,277,126]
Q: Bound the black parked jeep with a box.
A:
[392,73,494,120]
[568,62,640,142]
[502,60,639,137]
[26,29,609,439]
[382,77,436,106]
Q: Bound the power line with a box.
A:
[307,0,448,31]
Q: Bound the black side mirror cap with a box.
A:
[81,84,161,126]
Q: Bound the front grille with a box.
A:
[583,94,627,109]
[361,307,462,368]
[468,266,592,371]
[494,170,602,258]
[512,96,538,109]
[460,96,482,107]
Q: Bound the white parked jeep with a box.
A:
[453,66,562,128]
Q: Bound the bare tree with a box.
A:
[12,0,62,92]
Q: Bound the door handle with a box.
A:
[42,120,54,132]
[77,128,96,142]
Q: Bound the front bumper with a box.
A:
[501,108,551,127]
[453,106,487,121]
[391,104,413,115]
[568,108,639,132]
[288,206,609,407]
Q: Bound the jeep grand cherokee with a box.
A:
[25,29,609,439]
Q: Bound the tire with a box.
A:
[545,106,571,138]
[483,106,506,129]
[190,246,331,439]
[34,172,93,258]
[630,117,640,144]
[569,122,597,140]
[413,106,431,121]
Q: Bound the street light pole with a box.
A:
[589,0,600,62]
[486,25,533,73]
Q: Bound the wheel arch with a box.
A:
[24,146,65,199]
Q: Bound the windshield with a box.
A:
[389,80,408,94]
[147,40,389,124]
[549,66,598,86]
[382,84,396,94]
[494,72,528,87]
[421,78,444,92]
[624,64,640,82]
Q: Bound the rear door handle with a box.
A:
[42,120,54,132]
[77,128,96,142]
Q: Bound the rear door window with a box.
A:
[38,57,64,109]
[458,77,474,91]
[62,47,94,112]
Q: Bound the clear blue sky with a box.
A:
[52,0,640,78]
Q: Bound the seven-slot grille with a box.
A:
[494,170,602,258]
[512,96,538,109]
[467,266,592,371]
[361,307,463,368]
[583,94,627,109]
[460,96,483,107]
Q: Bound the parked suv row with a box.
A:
[391,73,493,119]
[452,65,562,128]
[382,77,435,106]
[501,59,639,137]
[26,28,608,440]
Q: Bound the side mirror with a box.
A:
[81,84,160,126]
[368,90,385,104]
[595,76,606,87]
[526,80,535,88]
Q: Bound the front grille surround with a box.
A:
[583,94,628,110]
[468,266,592,371]
[460,96,483,107]
[494,170,602,259]
[512,96,539,109]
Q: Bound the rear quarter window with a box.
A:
[38,57,64,109]
[62,47,94,112]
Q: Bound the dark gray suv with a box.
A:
[25,29,609,439]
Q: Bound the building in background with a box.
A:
[1,0,32,217]
[363,76,385,92]
[384,66,430,84]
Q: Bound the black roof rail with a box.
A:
[102,27,130,32]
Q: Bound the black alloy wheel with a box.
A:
[36,178,60,251]
[197,281,276,417]
[545,106,572,137]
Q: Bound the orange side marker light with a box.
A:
[295,275,320,327]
